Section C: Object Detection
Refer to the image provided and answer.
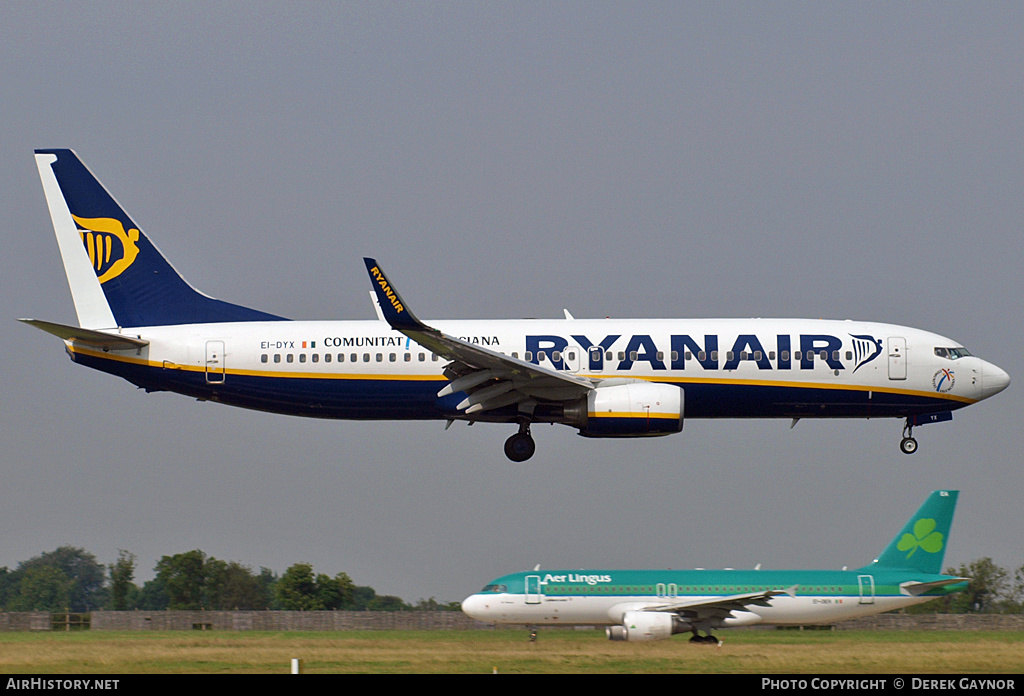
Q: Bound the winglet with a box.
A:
[363,258,426,332]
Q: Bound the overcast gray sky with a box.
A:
[2,2,1022,604]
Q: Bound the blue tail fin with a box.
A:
[859,490,959,574]
[34,149,287,328]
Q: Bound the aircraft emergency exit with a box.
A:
[22,150,1010,461]
[461,490,967,642]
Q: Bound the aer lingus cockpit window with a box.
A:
[481,584,507,593]
[934,347,973,360]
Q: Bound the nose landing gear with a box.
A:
[900,419,918,455]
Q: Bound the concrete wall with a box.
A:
[2,611,1021,632]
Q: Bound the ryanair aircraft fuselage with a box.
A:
[23,150,1010,460]
[463,491,968,642]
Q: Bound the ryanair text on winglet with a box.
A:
[369,266,405,314]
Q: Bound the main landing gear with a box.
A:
[900,419,918,455]
[689,631,721,645]
[504,422,536,462]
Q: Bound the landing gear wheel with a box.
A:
[900,437,918,455]
[504,431,536,462]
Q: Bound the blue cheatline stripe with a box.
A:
[70,348,965,422]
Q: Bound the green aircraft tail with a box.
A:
[859,490,958,574]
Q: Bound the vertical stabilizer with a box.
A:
[860,490,959,574]
[34,149,286,328]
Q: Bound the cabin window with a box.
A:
[324,353,331,363]
[376,353,383,362]
[754,351,762,361]
[740,351,748,360]
[552,351,561,362]
[711,350,718,361]
[419,353,426,362]
[274,354,281,363]
[525,351,533,362]
[781,350,790,361]
[671,351,678,361]
[629,351,638,361]
[389,353,397,362]
[286,354,294,363]
[404,353,411,362]
[363,354,370,362]
[261,354,268,363]
[311,354,318,363]
[432,353,439,361]
[299,354,306,363]
[726,351,734,361]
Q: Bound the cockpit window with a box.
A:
[934,347,972,360]
[481,584,507,593]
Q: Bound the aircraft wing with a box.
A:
[19,318,149,350]
[364,258,595,416]
[642,586,797,621]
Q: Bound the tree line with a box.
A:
[0,547,460,612]
[3,547,1020,615]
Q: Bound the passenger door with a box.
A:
[887,337,907,380]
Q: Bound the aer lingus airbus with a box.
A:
[23,150,1009,460]
[461,490,967,642]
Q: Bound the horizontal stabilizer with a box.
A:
[900,577,970,596]
[19,318,148,350]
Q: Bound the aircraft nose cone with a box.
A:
[982,362,1010,399]
[461,594,488,620]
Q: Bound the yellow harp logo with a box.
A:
[72,215,141,284]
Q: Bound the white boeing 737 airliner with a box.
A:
[462,490,967,642]
[23,150,1009,461]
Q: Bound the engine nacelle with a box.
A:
[573,382,683,437]
[606,611,687,642]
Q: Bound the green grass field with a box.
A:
[1,629,1022,674]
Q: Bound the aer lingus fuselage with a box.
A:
[462,491,968,642]
[23,149,1010,461]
